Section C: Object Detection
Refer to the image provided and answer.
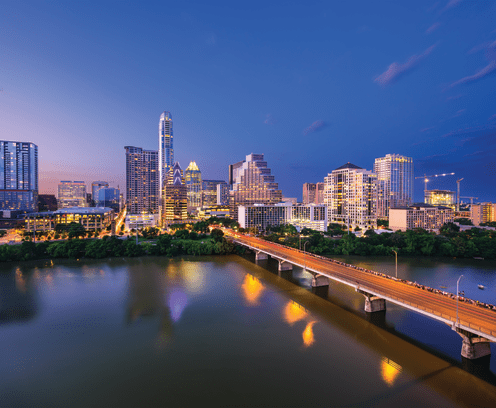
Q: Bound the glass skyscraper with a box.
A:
[159,111,173,194]
[184,161,202,210]
[0,140,38,211]
[57,181,87,208]
[91,181,109,205]
[374,154,414,219]
[163,162,187,222]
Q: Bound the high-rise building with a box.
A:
[57,181,87,208]
[425,190,455,209]
[124,146,159,215]
[184,161,202,210]
[96,187,120,211]
[217,182,229,205]
[163,162,187,222]
[0,140,38,211]
[373,154,413,219]
[91,181,109,206]
[159,111,173,194]
[202,179,227,206]
[324,162,377,230]
[229,153,282,219]
[302,182,325,204]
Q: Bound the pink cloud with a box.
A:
[374,44,437,86]
[426,22,441,34]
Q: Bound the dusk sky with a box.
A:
[1,0,496,202]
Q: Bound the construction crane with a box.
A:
[460,196,478,205]
[456,178,464,211]
[415,172,455,193]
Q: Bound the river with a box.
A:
[1,254,496,407]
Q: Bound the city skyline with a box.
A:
[1,1,496,202]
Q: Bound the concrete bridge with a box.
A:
[228,231,496,361]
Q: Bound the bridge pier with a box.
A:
[255,251,268,261]
[454,327,492,360]
[311,274,329,288]
[357,289,386,313]
[278,260,293,271]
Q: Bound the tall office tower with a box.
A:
[96,187,120,211]
[229,153,282,219]
[217,182,229,205]
[57,181,87,208]
[302,182,325,204]
[324,163,378,230]
[124,146,159,215]
[163,162,187,221]
[184,161,202,210]
[0,141,38,211]
[202,179,227,206]
[91,181,109,206]
[159,111,174,193]
[373,154,413,219]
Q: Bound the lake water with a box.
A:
[1,254,496,407]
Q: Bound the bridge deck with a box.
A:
[227,231,496,342]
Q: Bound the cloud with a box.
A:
[374,44,437,86]
[489,114,496,121]
[303,120,326,135]
[450,41,496,88]
[440,0,463,14]
[426,22,441,34]
[420,127,436,133]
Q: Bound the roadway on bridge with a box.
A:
[225,230,496,339]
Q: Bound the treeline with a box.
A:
[263,223,496,259]
[0,227,237,263]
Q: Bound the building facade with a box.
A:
[91,181,109,205]
[238,203,328,232]
[324,163,377,230]
[96,187,120,211]
[470,203,494,226]
[373,154,413,219]
[58,181,87,209]
[159,111,173,195]
[184,161,202,210]
[25,207,115,232]
[125,146,159,215]
[229,153,282,219]
[162,162,187,222]
[217,182,229,205]
[0,140,38,211]
[302,182,325,204]
[425,189,455,209]
[389,204,454,232]
[201,179,227,206]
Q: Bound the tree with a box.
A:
[210,228,224,243]
[440,222,460,237]
[67,222,87,239]
[454,218,473,225]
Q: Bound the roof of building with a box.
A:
[334,162,363,170]
[25,207,115,217]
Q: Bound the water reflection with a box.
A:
[302,321,317,347]
[169,289,188,322]
[0,271,37,324]
[241,274,264,306]
[283,301,308,325]
[380,357,402,387]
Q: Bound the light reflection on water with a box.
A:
[241,274,264,305]
[283,300,308,325]
[302,321,317,347]
[381,357,403,387]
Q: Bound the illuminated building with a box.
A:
[124,146,159,216]
[302,182,324,204]
[217,182,229,205]
[424,189,455,209]
[184,161,202,211]
[57,181,87,209]
[229,153,282,219]
[374,154,413,219]
[389,204,454,232]
[159,111,173,198]
[324,163,377,230]
[25,207,115,232]
[125,213,158,230]
[201,180,227,206]
[0,140,38,211]
[91,181,109,206]
[470,203,493,226]
[238,203,328,232]
[96,187,120,211]
[163,162,187,222]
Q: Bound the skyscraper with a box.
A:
[124,146,159,215]
[163,162,187,222]
[57,181,87,208]
[184,161,202,210]
[0,140,38,211]
[159,111,173,194]
[230,153,282,219]
[324,162,377,230]
[202,180,227,206]
[91,181,109,206]
[302,182,325,204]
[374,154,413,219]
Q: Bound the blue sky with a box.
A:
[1,0,495,202]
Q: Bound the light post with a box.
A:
[456,274,464,327]
[303,241,309,272]
[391,249,398,278]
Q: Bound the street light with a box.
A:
[456,274,464,327]
[391,249,398,278]
[303,241,309,272]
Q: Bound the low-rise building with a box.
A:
[389,204,454,232]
